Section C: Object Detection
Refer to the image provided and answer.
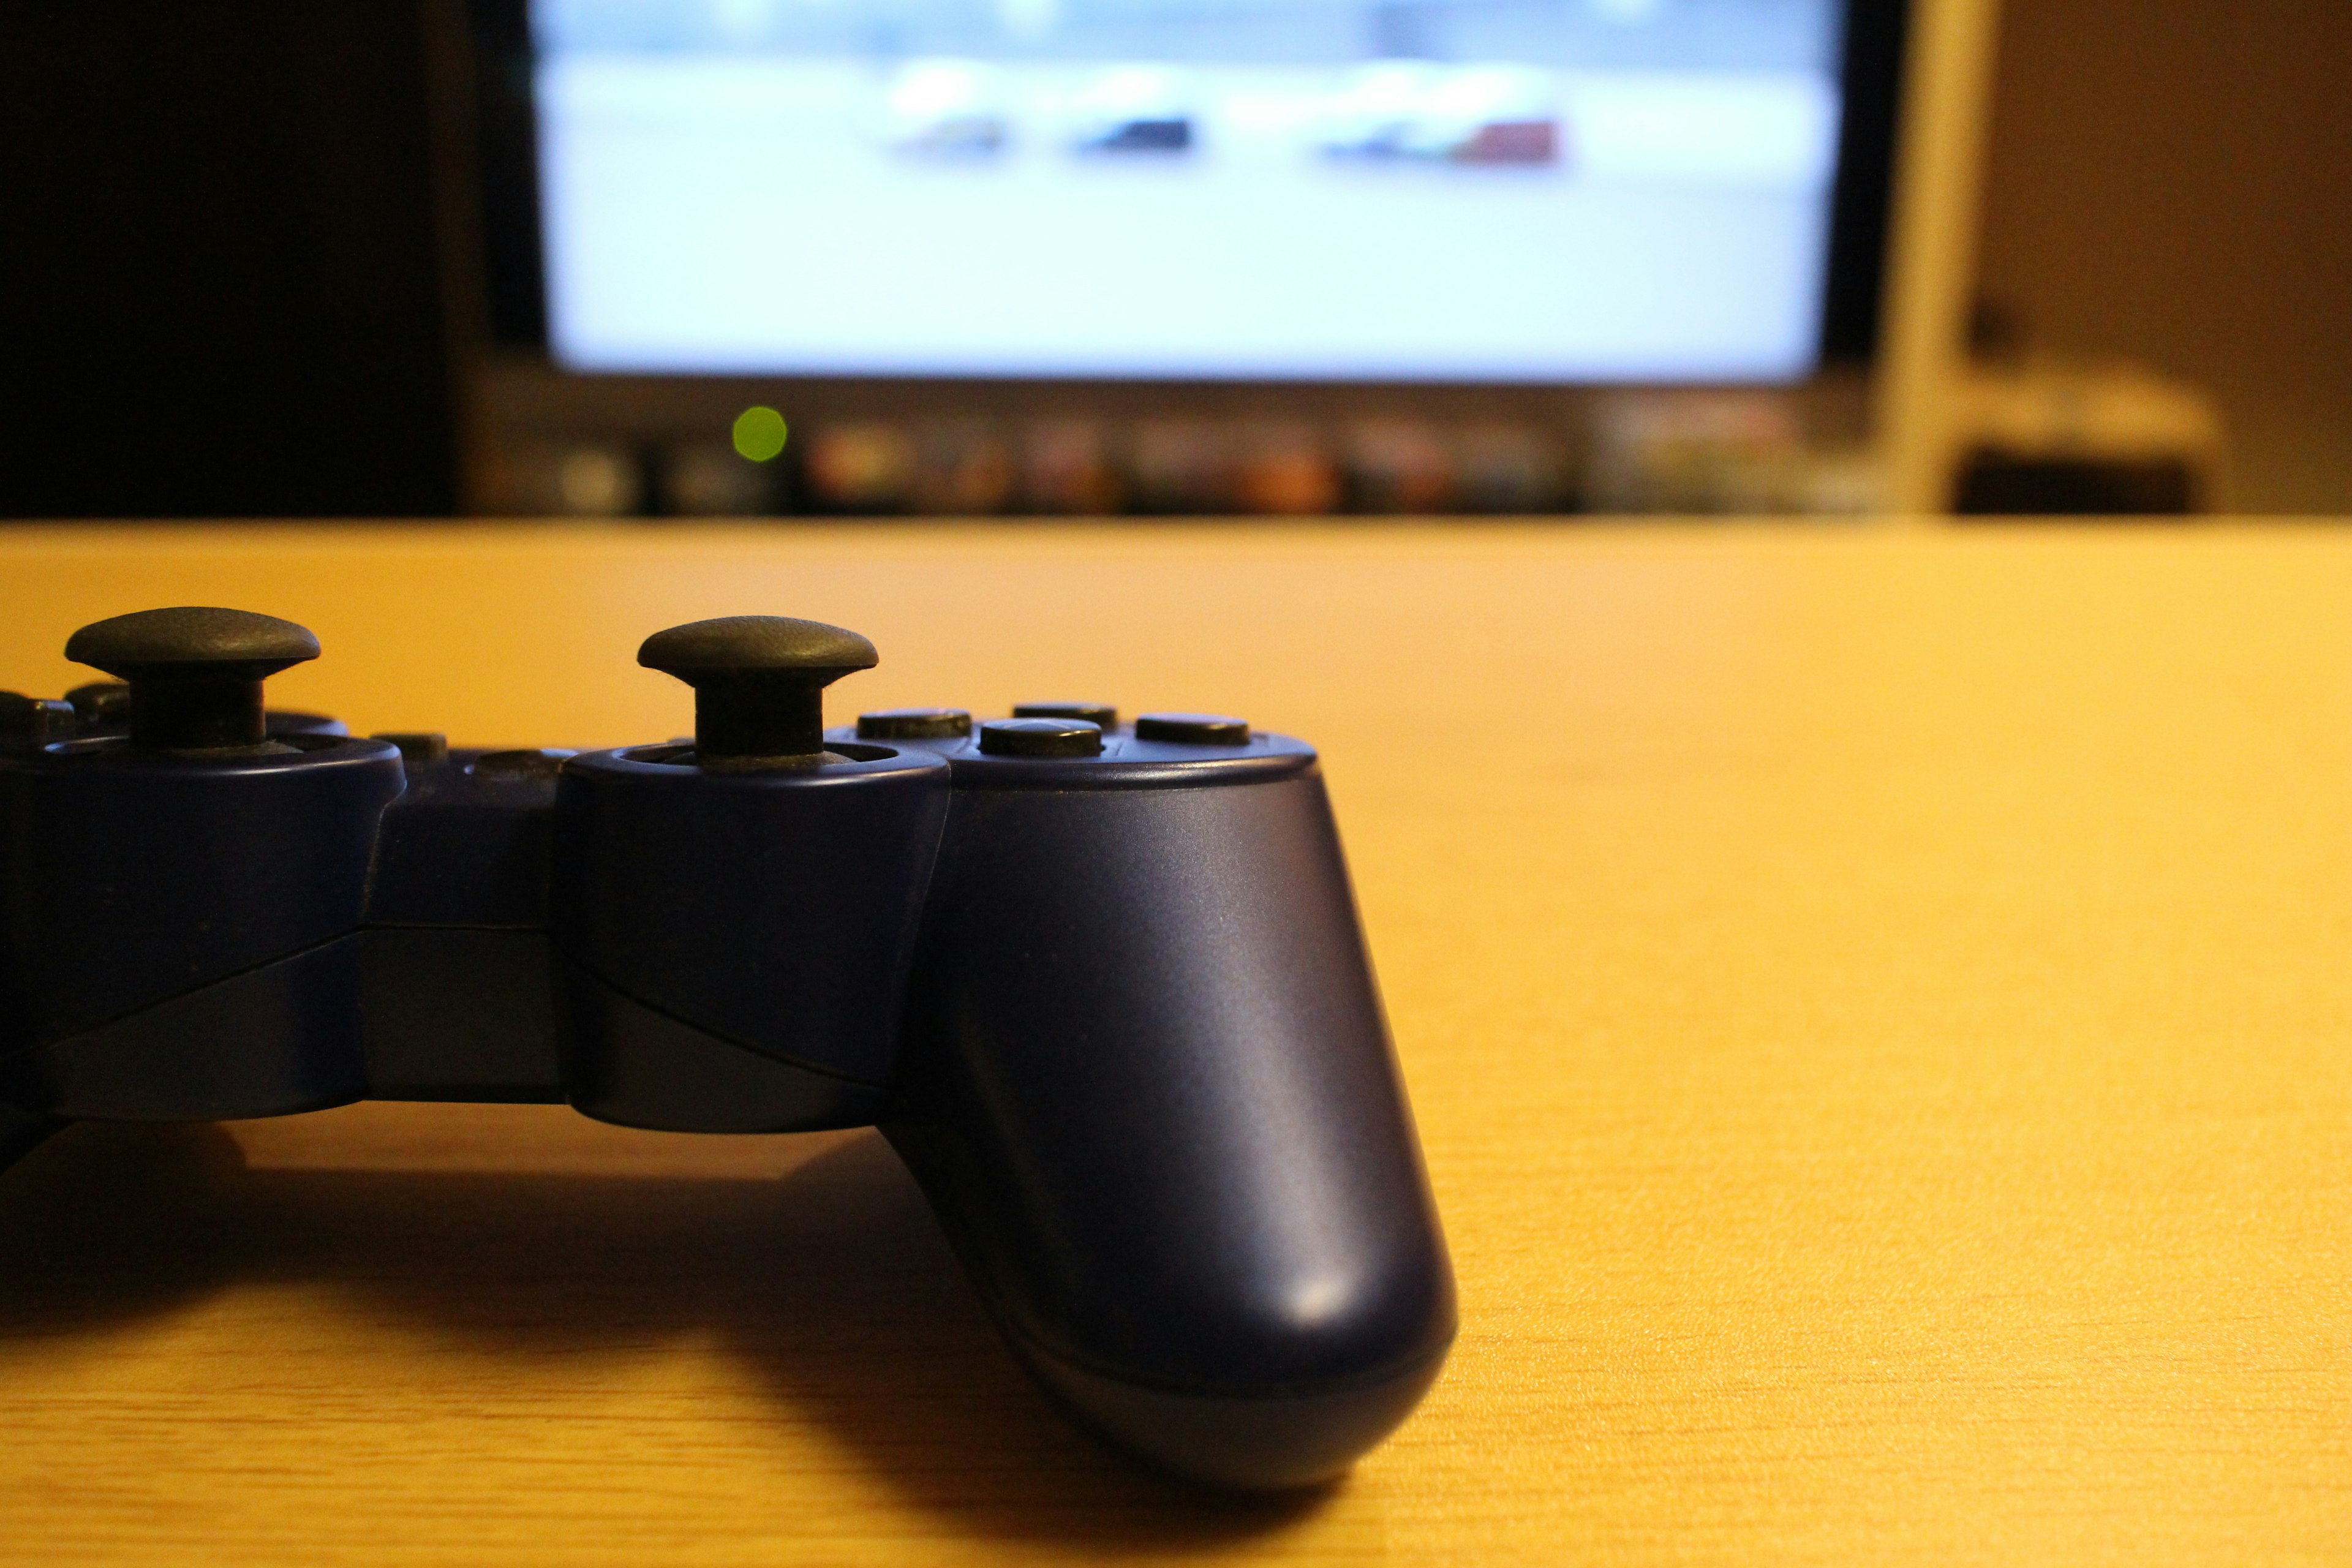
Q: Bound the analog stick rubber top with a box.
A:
[65,606,320,751]
[637,615,878,764]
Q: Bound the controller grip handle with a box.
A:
[888,772,1454,1488]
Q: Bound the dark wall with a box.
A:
[1975,0,2352,513]
[0,1,458,518]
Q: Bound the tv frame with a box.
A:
[450,0,1914,511]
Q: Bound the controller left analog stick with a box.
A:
[64,606,320,752]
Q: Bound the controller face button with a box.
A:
[471,748,576,778]
[979,717,1104,758]
[372,731,450,765]
[1013,701,1118,729]
[1134,713,1251,746]
[858,707,971,740]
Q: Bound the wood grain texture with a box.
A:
[0,522,2345,1564]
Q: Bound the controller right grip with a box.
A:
[887,771,1455,1489]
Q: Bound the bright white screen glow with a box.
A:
[536,0,1847,383]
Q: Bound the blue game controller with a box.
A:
[0,606,1453,1488]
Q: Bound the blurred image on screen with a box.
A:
[535,0,1846,382]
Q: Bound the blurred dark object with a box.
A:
[1344,421,1455,514]
[1078,118,1194,156]
[1954,454,2196,516]
[1966,296,2025,361]
[1127,421,1237,515]
[0,1,461,518]
[1945,361,2223,517]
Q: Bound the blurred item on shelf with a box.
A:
[1454,424,1570,513]
[1020,420,1126,514]
[1344,420,1456,513]
[802,421,918,513]
[1796,447,1885,516]
[884,60,1011,159]
[658,443,779,516]
[1128,420,1237,514]
[908,420,1017,514]
[1067,66,1197,157]
[464,407,1603,520]
[1950,361,2225,515]
[1234,423,1343,515]
[1585,391,1822,514]
[477,442,645,517]
[1317,63,1565,167]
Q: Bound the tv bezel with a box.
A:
[462,0,1911,390]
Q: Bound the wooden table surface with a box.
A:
[0,522,2345,1566]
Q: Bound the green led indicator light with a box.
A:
[733,405,789,462]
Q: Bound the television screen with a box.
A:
[532,0,1860,383]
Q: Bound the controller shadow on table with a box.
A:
[0,1119,1336,1548]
